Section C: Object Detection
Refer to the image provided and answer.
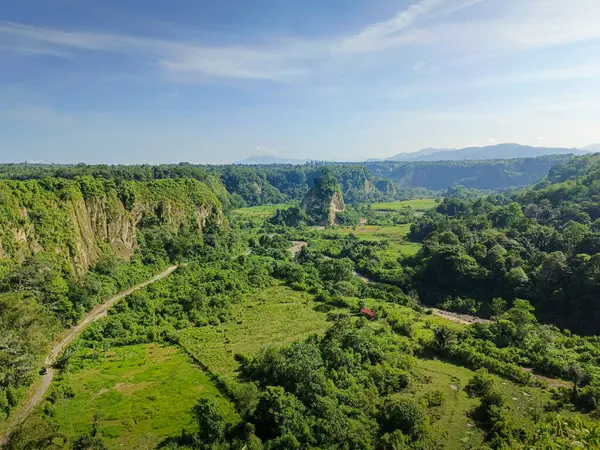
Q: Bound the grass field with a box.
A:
[231,204,288,221]
[326,224,421,256]
[370,198,437,212]
[46,344,237,449]
[177,284,331,378]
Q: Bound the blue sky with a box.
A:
[1,0,600,164]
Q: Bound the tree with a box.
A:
[193,398,227,446]
[490,298,507,318]
[567,362,590,403]
[379,397,430,442]
[319,258,354,283]
[502,300,536,328]
[432,326,456,353]
[71,434,108,450]
[253,386,312,443]
[466,369,495,398]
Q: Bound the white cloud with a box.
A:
[0,0,483,82]
[338,0,445,53]
[1,0,600,85]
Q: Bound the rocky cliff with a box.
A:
[301,172,345,226]
[0,177,224,275]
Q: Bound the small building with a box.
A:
[361,308,377,319]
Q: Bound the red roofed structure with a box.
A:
[361,308,377,319]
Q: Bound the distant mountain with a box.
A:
[388,143,587,162]
[581,144,600,152]
[389,147,456,161]
[235,155,310,165]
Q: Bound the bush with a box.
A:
[380,397,431,442]
[423,390,445,408]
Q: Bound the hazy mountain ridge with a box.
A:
[389,143,589,162]
[236,143,595,165]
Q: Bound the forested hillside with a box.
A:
[403,153,600,335]
[0,153,572,209]
[363,155,570,191]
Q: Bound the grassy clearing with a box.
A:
[326,224,421,255]
[410,359,485,448]
[46,344,237,449]
[370,198,437,212]
[177,284,330,378]
[231,204,288,220]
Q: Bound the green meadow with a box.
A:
[370,198,437,212]
[326,224,422,256]
[177,284,331,378]
[45,344,237,449]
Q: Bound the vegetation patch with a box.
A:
[325,224,421,255]
[408,358,553,449]
[177,284,330,378]
[231,204,288,220]
[42,344,237,449]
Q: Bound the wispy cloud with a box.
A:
[0,0,476,82]
[338,0,445,53]
[1,0,600,85]
[391,63,600,98]
[0,21,317,82]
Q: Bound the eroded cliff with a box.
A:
[0,177,224,274]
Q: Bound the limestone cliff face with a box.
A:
[375,179,396,195]
[0,178,224,275]
[301,172,345,226]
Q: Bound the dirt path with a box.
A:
[351,269,489,325]
[0,265,178,446]
[522,368,570,388]
[427,308,490,325]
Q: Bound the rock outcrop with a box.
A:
[301,172,345,226]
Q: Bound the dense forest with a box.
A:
[0,153,572,208]
[400,153,600,334]
[2,154,600,449]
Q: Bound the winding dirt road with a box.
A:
[0,265,178,446]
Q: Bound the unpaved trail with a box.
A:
[351,269,489,325]
[0,265,178,446]
[428,308,490,325]
[522,368,570,388]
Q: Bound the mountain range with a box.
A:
[387,143,590,162]
[236,143,597,165]
[582,144,600,152]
